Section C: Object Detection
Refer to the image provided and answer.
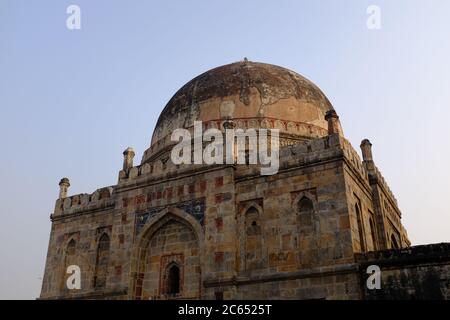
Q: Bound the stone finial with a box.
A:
[325,109,340,135]
[123,147,135,171]
[360,139,373,161]
[58,178,70,199]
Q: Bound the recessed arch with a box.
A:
[299,196,314,212]
[94,233,110,289]
[355,203,366,252]
[391,233,399,249]
[240,201,264,219]
[292,190,317,215]
[369,217,377,250]
[291,191,319,267]
[245,206,260,229]
[297,195,314,228]
[134,207,204,260]
[129,207,203,299]
[60,238,77,293]
[66,238,76,255]
[237,201,264,273]
[165,262,181,296]
[244,206,263,270]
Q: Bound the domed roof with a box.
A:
[142,61,335,163]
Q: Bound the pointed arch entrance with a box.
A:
[130,207,204,300]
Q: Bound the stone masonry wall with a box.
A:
[41,132,417,300]
[357,243,450,300]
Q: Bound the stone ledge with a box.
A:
[38,289,127,300]
[50,202,116,222]
[355,243,450,268]
[203,263,359,288]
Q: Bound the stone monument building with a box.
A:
[40,61,450,300]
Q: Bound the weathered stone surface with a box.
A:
[356,243,450,300]
[39,61,448,300]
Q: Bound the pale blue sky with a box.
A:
[1,0,449,299]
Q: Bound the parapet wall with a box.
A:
[142,118,330,163]
[356,243,450,300]
[54,133,398,220]
[53,186,115,217]
[370,165,399,207]
[341,138,370,180]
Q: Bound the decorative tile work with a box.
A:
[176,198,205,225]
[135,198,205,236]
[135,208,160,235]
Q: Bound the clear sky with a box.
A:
[1,0,449,299]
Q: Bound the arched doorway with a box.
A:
[132,210,202,300]
[166,264,180,296]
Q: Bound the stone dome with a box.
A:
[142,61,335,163]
